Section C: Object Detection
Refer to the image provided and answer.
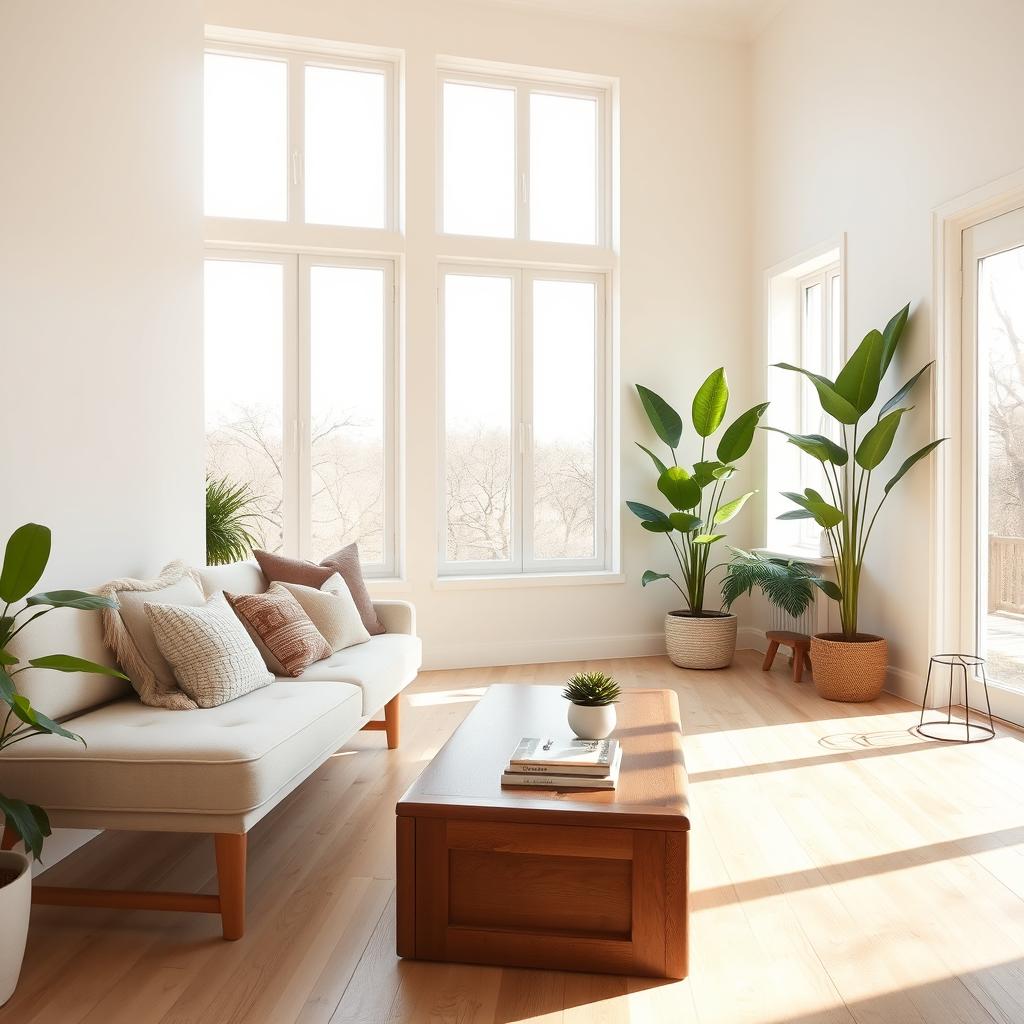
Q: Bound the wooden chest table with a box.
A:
[395,684,690,978]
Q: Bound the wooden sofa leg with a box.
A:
[384,695,400,750]
[214,833,247,941]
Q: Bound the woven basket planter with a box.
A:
[810,633,888,702]
[665,612,737,670]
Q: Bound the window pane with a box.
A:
[309,266,387,563]
[204,53,287,220]
[829,273,841,372]
[800,282,825,547]
[443,82,515,238]
[533,280,597,560]
[305,66,387,228]
[204,260,284,554]
[530,93,598,244]
[444,275,514,561]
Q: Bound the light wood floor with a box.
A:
[4,652,1024,1024]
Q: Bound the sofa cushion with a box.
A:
[319,543,385,635]
[290,633,422,714]
[254,550,333,590]
[227,585,332,677]
[0,682,362,817]
[278,574,370,652]
[197,560,267,598]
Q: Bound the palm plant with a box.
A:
[768,304,945,639]
[628,370,769,615]
[0,524,128,858]
[205,475,264,566]
[722,549,818,619]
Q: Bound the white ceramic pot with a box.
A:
[567,702,616,740]
[0,850,31,1005]
[664,611,737,670]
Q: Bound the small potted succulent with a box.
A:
[562,671,621,740]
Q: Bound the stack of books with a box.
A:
[501,736,623,789]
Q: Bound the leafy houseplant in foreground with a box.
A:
[206,475,264,566]
[0,524,127,1005]
[628,369,769,669]
[769,303,945,701]
[563,671,621,740]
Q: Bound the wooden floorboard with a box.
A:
[3,652,1024,1023]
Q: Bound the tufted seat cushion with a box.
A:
[0,681,362,829]
[289,633,423,714]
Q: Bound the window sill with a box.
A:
[433,570,625,591]
[753,546,833,568]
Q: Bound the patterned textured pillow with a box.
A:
[226,585,332,677]
[278,574,371,653]
[319,543,384,635]
[144,593,272,708]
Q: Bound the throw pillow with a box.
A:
[278,574,371,652]
[254,549,334,590]
[319,543,384,635]
[145,592,272,708]
[226,585,332,677]
[100,561,206,710]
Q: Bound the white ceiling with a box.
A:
[472,0,789,40]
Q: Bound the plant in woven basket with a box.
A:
[206,475,265,566]
[628,370,769,615]
[562,671,621,707]
[722,549,818,619]
[0,524,128,859]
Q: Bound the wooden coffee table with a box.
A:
[395,684,690,978]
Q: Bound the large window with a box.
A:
[204,32,398,574]
[438,64,613,577]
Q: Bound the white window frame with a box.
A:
[438,263,610,576]
[436,66,611,249]
[204,29,402,577]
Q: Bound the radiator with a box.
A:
[768,587,831,637]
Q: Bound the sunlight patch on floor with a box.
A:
[408,687,487,707]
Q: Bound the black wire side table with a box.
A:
[915,654,995,743]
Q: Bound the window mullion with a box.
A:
[287,55,304,226]
[516,84,530,242]
[519,269,533,572]
[293,256,311,560]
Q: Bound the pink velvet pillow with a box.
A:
[254,550,334,590]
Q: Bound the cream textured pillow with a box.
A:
[100,561,206,710]
[278,574,371,653]
[145,593,273,708]
[226,586,332,677]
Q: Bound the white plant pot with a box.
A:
[567,702,617,740]
[664,611,738,670]
[0,850,31,1006]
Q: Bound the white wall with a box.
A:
[0,0,205,589]
[751,0,1024,697]
[204,0,755,669]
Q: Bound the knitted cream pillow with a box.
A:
[277,574,370,653]
[145,592,273,708]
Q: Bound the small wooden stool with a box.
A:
[763,630,812,683]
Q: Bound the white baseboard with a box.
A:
[423,632,667,671]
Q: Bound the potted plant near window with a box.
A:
[0,523,127,1004]
[563,671,621,739]
[628,370,769,669]
[767,304,945,701]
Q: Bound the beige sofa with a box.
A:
[0,559,420,939]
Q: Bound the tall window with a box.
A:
[204,33,398,574]
[438,64,613,576]
[766,253,843,552]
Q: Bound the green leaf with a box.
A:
[0,668,15,700]
[669,512,703,532]
[641,520,674,533]
[714,491,755,525]
[0,650,16,666]
[0,794,51,861]
[693,461,724,487]
[636,385,682,450]
[783,490,844,529]
[25,590,118,611]
[812,577,844,602]
[884,439,946,495]
[777,509,816,520]
[635,443,668,476]
[3,691,84,745]
[693,533,726,545]
[28,654,128,680]
[641,571,671,587]
[772,364,861,424]
[0,523,51,603]
[713,464,737,480]
[0,617,13,647]
[835,330,884,413]
[717,402,770,463]
[855,408,910,470]
[658,467,702,511]
[879,362,933,419]
[763,426,848,465]
[691,368,729,438]
[626,501,668,523]
[880,303,910,376]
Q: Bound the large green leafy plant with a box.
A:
[206,475,264,566]
[628,370,769,615]
[0,524,127,858]
[769,304,944,639]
